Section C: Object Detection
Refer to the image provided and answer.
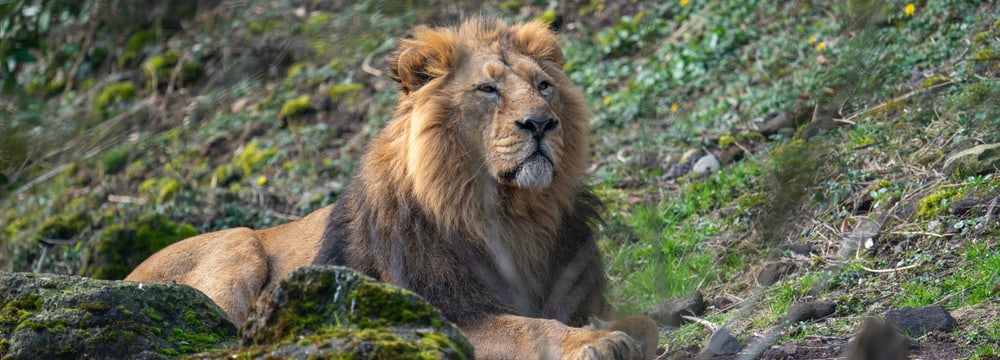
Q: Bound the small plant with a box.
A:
[92,81,137,116]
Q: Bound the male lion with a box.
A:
[127,16,657,359]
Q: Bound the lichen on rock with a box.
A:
[201,265,473,360]
[0,272,236,359]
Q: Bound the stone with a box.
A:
[785,301,837,324]
[884,305,958,338]
[691,154,721,175]
[943,143,1000,179]
[199,265,473,359]
[704,326,742,355]
[0,271,236,359]
[756,261,799,286]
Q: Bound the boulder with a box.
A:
[196,266,473,359]
[884,305,958,338]
[0,272,236,359]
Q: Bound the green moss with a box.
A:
[916,188,959,218]
[286,62,307,79]
[302,12,333,34]
[124,159,148,181]
[348,282,442,329]
[919,75,951,89]
[249,19,285,34]
[972,49,997,61]
[143,50,203,89]
[212,164,241,186]
[718,135,735,148]
[138,177,182,204]
[123,30,155,61]
[79,302,110,312]
[328,83,365,105]
[17,320,47,331]
[86,214,198,279]
[499,0,524,11]
[234,140,279,177]
[279,95,314,118]
[93,81,137,114]
[538,9,559,24]
[37,212,90,241]
[100,146,130,174]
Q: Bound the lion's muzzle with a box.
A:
[515,114,558,140]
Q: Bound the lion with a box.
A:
[127,16,657,359]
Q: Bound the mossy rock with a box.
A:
[0,272,236,359]
[84,213,197,280]
[202,266,472,359]
[943,143,1000,180]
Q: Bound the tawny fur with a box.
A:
[126,17,656,360]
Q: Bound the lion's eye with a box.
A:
[477,84,498,94]
[538,80,551,91]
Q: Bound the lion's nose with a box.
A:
[515,115,558,139]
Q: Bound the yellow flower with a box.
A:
[670,103,678,112]
[808,36,817,44]
[680,0,689,6]
[815,42,826,51]
[603,96,611,105]
[904,3,915,16]
[257,176,267,186]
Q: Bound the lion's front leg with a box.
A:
[463,314,651,360]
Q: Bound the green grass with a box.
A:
[602,159,762,314]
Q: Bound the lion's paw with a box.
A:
[565,330,645,360]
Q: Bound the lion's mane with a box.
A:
[313,16,607,327]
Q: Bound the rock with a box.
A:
[756,261,799,286]
[200,266,472,359]
[781,243,814,257]
[755,111,794,136]
[785,301,837,324]
[884,305,958,338]
[843,317,909,360]
[663,150,700,180]
[712,296,735,311]
[703,326,742,356]
[943,143,1000,179]
[646,291,706,327]
[0,271,236,359]
[691,154,721,176]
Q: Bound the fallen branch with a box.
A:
[836,80,957,124]
[859,263,920,274]
[680,315,719,332]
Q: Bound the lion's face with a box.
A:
[450,47,564,190]
[389,18,587,194]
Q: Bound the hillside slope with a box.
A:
[2,1,997,358]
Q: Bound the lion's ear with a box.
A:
[511,21,564,66]
[390,27,458,94]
